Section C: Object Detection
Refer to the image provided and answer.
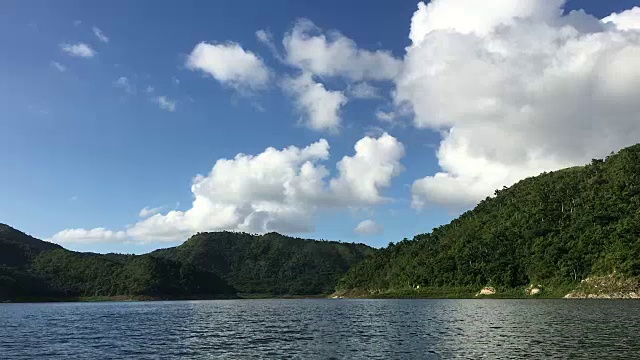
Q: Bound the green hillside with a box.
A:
[0,225,374,301]
[0,225,236,301]
[337,144,640,297]
[153,231,376,295]
[0,224,61,267]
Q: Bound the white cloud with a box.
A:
[145,85,155,93]
[139,206,165,218]
[74,20,82,26]
[49,133,404,244]
[186,42,270,91]
[283,19,401,81]
[348,82,380,99]
[277,19,401,130]
[154,96,177,112]
[113,76,134,94]
[408,0,564,40]
[60,43,95,58]
[354,219,383,235]
[282,72,347,132]
[395,0,640,208]
[329,133,405,205]
[50,228,126,245]
[92,26,109,43]
[603,7,640,31]
[51,61,66,72]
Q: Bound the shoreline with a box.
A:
[5,276,639,303]
[5,294,640,304]
[1,293,332,304]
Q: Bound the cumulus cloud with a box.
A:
[603,7,640,31]
[283,19,401,81]
[186,42,270,91]
[396,0,640,208]
[354,219,383,235]
[277,19,402,131]
[49,133,404,244]
[92,26,109,43]
[139,206,165,218]
[154,96,177,112]
[329,133,405,205]
[282,72,347,132]
[50,228,126,245]
[51,61,66,72]
[60,43,95,58]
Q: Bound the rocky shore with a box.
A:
[564,275,640,299]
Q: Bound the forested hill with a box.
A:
[0,225,236,301]
[337,144,640,296]
[1,225,374,301]
[0,224,61,267]
[153,232,376,295]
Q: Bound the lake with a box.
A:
[1,299,638,359]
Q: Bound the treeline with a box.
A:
[153,231,375,295]
[338,144,640,292]
[0,225,235,301]
[1,224,374,301]
[31,250,236,298]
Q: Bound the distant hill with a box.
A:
[0,225,374,301]
[337,144,640,297]
[0,225,235,301]
[30,249,236,299]
[153,232,376,295]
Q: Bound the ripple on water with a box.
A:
[0,299,639,359]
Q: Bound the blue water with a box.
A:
[1,299,638,359]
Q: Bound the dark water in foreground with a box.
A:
[1,299,639,359]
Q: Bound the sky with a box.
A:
[1,0,639,254]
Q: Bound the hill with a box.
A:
[0,224,61,267]
[153,231,376,295]
[0,225,374,301]
[0,225,236,301]
[336,144,640,298]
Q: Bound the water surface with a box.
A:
[1,299,638,359]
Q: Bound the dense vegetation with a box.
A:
[0,225,235,301]
[0,224,63,300]
[0,225,373,301]
[338,144,640,295]
[31,250,236,299]
[153,232,375,295]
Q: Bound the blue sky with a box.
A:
[1,0,639,254]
